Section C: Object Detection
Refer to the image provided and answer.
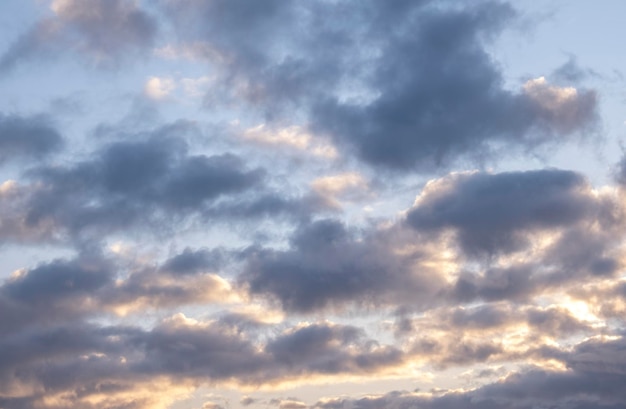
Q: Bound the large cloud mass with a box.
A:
[161,0,597,170]
[0,1,620,409]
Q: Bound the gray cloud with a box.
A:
[0,117,333,245]
[395,303,594,348]
[0,253,114,333]
[313,337,626,409]
[0,247,237,334]
[449,252,620,306]
[551,56,597,85]
[613,152,626,187]
[160,247,225,275]
[0,0,157,72]
[406,169,598,256]
[0,2,621,408]
[239,168,624,313]
[451,265,538,303]
[265,323,403,375]
[0,318,404,408]
[161,0,597,170]
[0,20,56,73]
[0,113,63,164]
[17,128,264,239]
[240,218,444,312]
[52,0,157,59]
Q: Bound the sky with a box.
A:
[1,1,626,408]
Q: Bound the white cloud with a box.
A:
[523,76,596,132]
[144,76,176,100]
[311,172,371,208]
[524,77,578,111]
[242,124,337,158]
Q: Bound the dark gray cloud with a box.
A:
[239,168,624,313]
[102,267,236,313]
[311,2,522,169]
[240,218,444,312]
[137,320,403,382]
[0,113,63,164]
[17,129,264,239]
[265,323,402,375]
[389,303,596,372]
[541,226,622,281]
[161,0,597,170]
[160,247,225,275]
[406,169,598,255]
[451,265,537,303]
[450,304,591,336]
[613,152,626,187]
[0,0,157,72]
[409,337,504,369]
[3,256,111,305]
[0,118,333,245]
[0,247,238,334]
[314,337,626,409]
[135,316,271,380]
[449,250,620,305]
[0,253,114,333]
[0,317,404,408]
[203,192,326,222]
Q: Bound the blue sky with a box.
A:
[1,1,626,409]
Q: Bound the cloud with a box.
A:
[0,247,241,333]
[312,337,626,409]
[523,76,597,134]
[612,152,626,187]
[275,399,307,409]
[0,19,59,73]
[265,323,402,376]
[144,76,176,100]
[240,218,445,312]
[106,270,239,316]
[0,117,344,245]
[239,167,625,313]
[390,301,598,370]
[160,0,598,170]
[406,169,600,256]
[0,125,265,242]
[0,0,158,71]
[311,173,371,209]
[0,313,408,408]
[180,76,216,98]
[0,2,623,408]
[241,124,337,159]
[241,396,257,406]
[0,253,114,333]
[0,113,64,165]
[159,247,225,275]
[143,75,217,100]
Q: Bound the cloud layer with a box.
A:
[0,1,621,409]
